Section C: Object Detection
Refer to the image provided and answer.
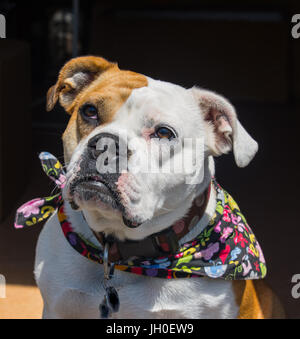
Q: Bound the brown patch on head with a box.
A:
[46,56,148,163]
[74,68,148,139]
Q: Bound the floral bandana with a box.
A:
[15,152,267,281]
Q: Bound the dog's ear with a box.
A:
[46,56,116,113]
[192,87,258,167]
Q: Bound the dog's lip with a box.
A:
[78,180,111,195]
[69,175,142,228]
[69,175,123,211]
[122,215,141,228]
[70,175,111,195]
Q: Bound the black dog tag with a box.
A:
[99,241,120,318]
[99,284,120,318]
[105,286,120,313]
[99,297,110,319]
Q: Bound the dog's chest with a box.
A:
[35,211,239,319]
[111,272,239,319]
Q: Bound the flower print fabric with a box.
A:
[39,152,66,188]
[14,152,65,228]
[111,180,267,280]
[15,152,267,281]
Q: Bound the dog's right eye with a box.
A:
[80,104,99,123]
[152,126,177,140]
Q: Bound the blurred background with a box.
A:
[0,0,299,318]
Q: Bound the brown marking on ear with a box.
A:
[233,280,285,319]
[204,107,233,155]
[46,85,59,112]
[197,92,235,156]
[192,87,258,167]
[46,56,117,113]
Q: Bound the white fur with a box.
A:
[35,189,238,319]
[35,77,258,318]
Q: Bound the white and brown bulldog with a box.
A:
[34,56,284,319]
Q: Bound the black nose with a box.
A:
[87,132,130,174]
[88,132,120,161]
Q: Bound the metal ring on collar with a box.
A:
[103,242,110,280]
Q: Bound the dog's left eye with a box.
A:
[80,104,98,122]
[153,126,176,140]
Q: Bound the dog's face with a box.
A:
[47,56,258,240]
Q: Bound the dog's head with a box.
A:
[47,56,258,240]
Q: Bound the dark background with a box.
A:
[0,0,299,318]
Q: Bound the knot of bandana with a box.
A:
[14,152,65,229]
[14,152,267,281]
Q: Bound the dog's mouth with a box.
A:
[69,174,121,210]
[68,175,141,228]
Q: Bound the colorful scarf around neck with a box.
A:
[14,152,267,281]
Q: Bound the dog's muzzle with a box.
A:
[68,132,141,228]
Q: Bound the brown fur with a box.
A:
[233,280,285,319]
[46,56,148,162]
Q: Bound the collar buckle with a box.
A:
[103,241,115,280]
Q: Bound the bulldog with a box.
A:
[33,56,284,319]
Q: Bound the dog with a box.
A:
[33,56,284,319]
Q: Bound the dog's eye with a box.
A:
[154,126,176,140]
[80,104,98,122]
